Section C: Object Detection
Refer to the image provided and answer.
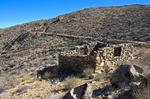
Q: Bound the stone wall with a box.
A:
[58,54,96,74]
[95,43,133,74]
[58,43,133,75]
[61,42,96,56]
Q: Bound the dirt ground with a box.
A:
[0,73,56,99]
[0,47,149,99]
[131,47,150,66]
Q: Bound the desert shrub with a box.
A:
[82,68,94,79]
[132,82,150,99]
[119,58,128,65]
[0,82,5,94]
[63,76,79,91]
[104,64,110,73]
[1,76,19,89]
[45,72,57,79]
[46,93,62,99]
[93,73,101,81]
[52,84,63,93]
[37,66,58,80]
[103,64,112,80]
[14,86,29,95]
[37,71,57,80]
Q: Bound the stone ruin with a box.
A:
[58,42,133,75]
[63,64,150,99]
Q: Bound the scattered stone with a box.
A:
[36,66,58,80]
[0,88,5,94]
[110,64,144,88]
[63,83,88,99]
[62,64,148,99]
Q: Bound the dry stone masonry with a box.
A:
[58,42,133,75]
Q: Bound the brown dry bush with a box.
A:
[63,76,81,91]
[132,82,150,99]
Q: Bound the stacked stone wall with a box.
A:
[59,54,96,74]
[58,43,133,74]
[95,43,133,73]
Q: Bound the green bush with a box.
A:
[44,72,57,79]
[119,58,128,65]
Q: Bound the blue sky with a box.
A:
[0,0,150,28]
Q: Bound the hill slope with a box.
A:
[1,4,150,41]
[0,4,150,75]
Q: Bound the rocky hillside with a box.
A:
[0,4,150,98]
[1,4,150,41]
[0,4,149,75]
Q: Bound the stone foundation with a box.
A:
[95,43,133,73]
[58,42,133,75]
[59,54,96,74]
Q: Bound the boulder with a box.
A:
[63,83,93,99]
[63,83,88,99]
[110,64,144,88]
[36,66,58,80]
[62,64,147,99]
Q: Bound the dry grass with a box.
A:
[63,76,81,91]
[132,82,150,99]
[0,73,55,99]
[131,47,150,66]
[45,93,63,99]
[82,68,94,79]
